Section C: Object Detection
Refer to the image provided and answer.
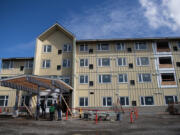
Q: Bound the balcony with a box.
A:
[156,42,170,52]
[159,57,173,69]
[161,73,176,86]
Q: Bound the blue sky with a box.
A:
[1,0,180,58]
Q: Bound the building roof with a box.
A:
[2,57,34,61]
[76,37,180,43]
[0,75,73,94]
[38,23,75,41]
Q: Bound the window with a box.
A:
[42,60,50,68]
[156,42,170,52]
[63,44,72,52]
[116,43,125,51]
[57,65,61,70]
[0,96,8,107]
[140,96,154,105]
[135,42,147,50]
[97,43,109,51]
[103,97,112,107]
[61,77,70,85]
[178,42,180,49]
[165,96,178,104]
[79,75,88,84]
[80,59,88,67]
[21,96,30,106]
[99,74,111,83]
[136,57,149,66]
[118,74,128,83]
[2,61,13,69]
[79,97,88,107]
[25,60,33,69]
[120,97,129,106]
[159,57,172,64]
[117,58,126,66]
[63,59,70,67]
[138,73,151,82]
[98,58,110,67]
[40,96,53,107]
[161,73,175,82]
[43,45,51,52]
[80,44,88,52]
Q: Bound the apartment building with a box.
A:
[0,23,180,110]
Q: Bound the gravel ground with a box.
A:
[0,113,180,135]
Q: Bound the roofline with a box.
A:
[76,36,180,43]
[1,57,34,61]
[38,23,75,40]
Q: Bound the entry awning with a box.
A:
[0,75,73,94]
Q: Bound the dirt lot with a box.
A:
[0,114,180,135]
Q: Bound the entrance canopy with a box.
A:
[0,75,73,94]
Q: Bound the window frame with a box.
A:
[97,43,109,51]
[136,57,149,66]
[62,59,71,68]
[118,74,128,83]
[135,42,147,50]
[0,95,8,107]
[102,97,112,107]
[138,73,152,83]
[117,57,127,66]
[119,96,129,106]
[140,96,154,106]
[79,97,88,107]
[98,74,112,84]
[63,44,72,52]
[42,59,51,68]
[25,60,33,69]
[80,58,88,67]
[79,75,88,84]
[116,43,125,51]
[79,44,88,52]
[165,96,178,105]
[97,58,110,67]
[2,61,13,69]
[43,45,52,53]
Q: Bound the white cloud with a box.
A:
[139,0,180,31]
[64,1,145,39]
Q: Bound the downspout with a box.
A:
[72,37,76,113]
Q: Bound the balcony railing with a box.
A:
[159,64,173,68]
[161,81,176,85]
[157,48,170,52]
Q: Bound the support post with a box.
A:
[36,86,40,120]
[13,90,19,117]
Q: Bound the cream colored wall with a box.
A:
[75,41,180,107]
[1,60,33,76]
[34,30,73,82]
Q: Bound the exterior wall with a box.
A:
[34,30,73,84]
[75,41,180,108]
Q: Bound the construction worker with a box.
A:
[49,104,55,121]
[57,101,62,120]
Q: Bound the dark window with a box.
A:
[161,73,175,82]
[130,80,135,85]
[129,63,133,69]
[165,96,178,104]
[156,42,170,52]
[89,49,93,54]
[90,92,94,94]
[159,57,172,64]
[57,65,61,70]
[176,62,180,67]
[120,97,129,106]
[58,50,62,54]
[89,81,94,86]
[89,64,93,69]
[132,101,137,106]
[20,66,24,71]
[127,48,132,52]
[141,96,154,105]
[173,46,178,51]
